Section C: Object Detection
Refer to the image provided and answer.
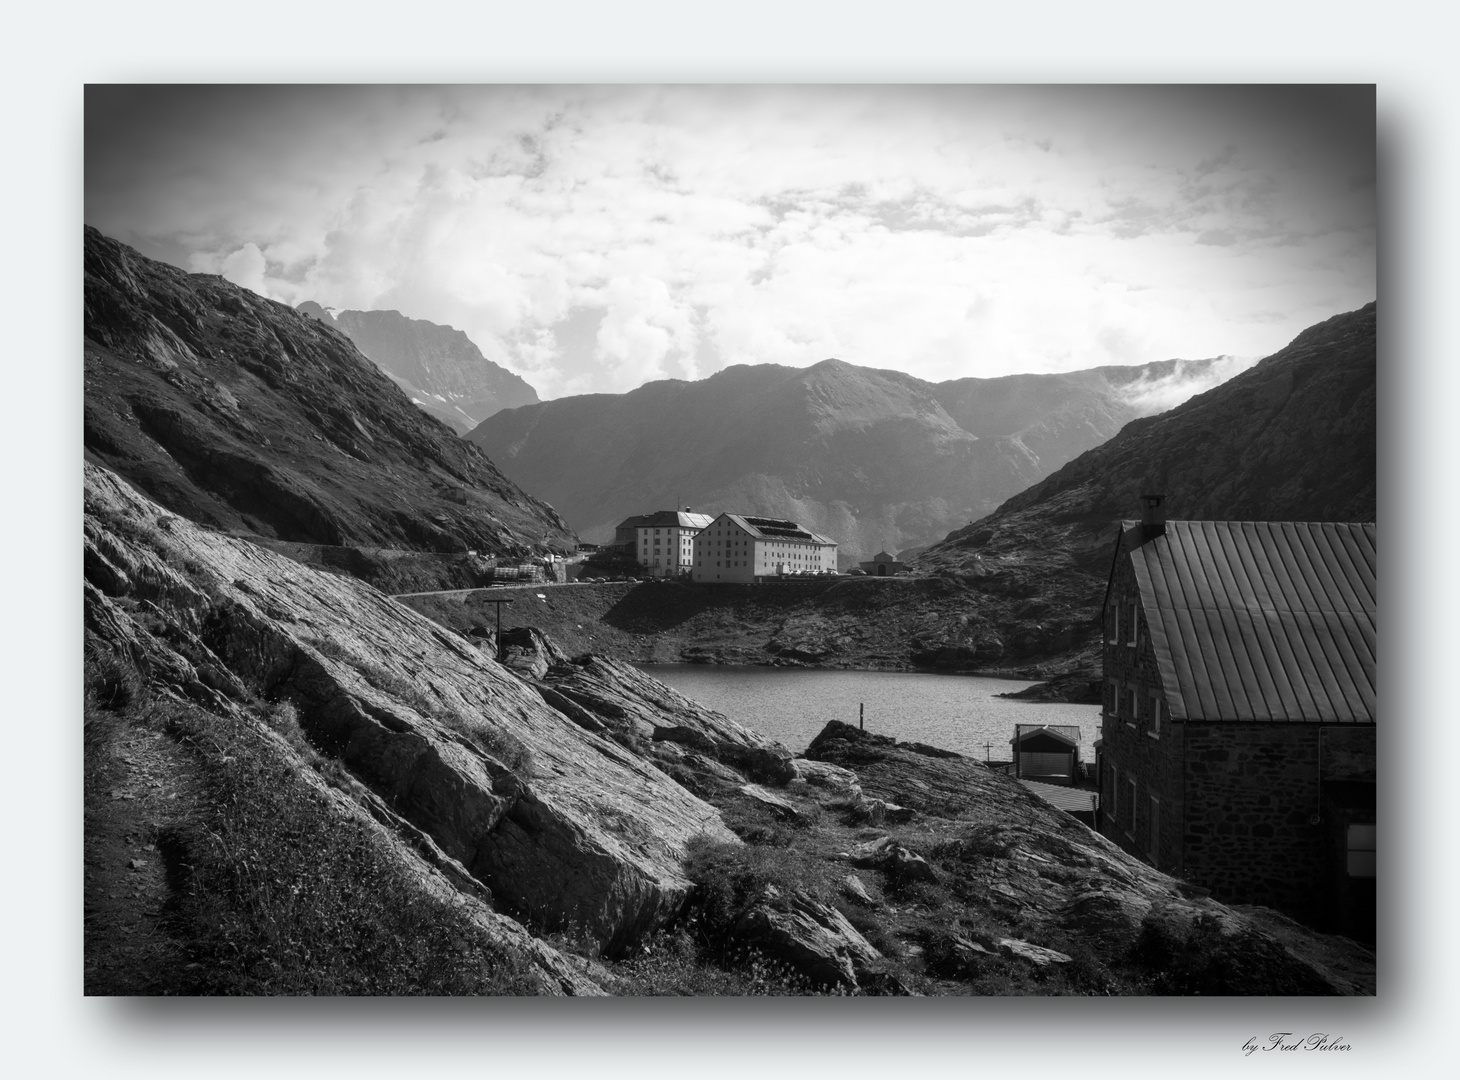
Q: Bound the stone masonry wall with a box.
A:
[1100,529,1185,874]
[1181,723,1374,922]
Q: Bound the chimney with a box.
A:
[1141,493,1167,541]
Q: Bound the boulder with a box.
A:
[787,758,862,801]
[730,884,882,989]
[998,939,1073,966]
[841,873,877,907]
[848,836,940,885]
[538,654,796,784]
[739,783,805,822]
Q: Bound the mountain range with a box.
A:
[83,227,574,556]
[466,355,1249,559]
[297,303,540,433]
[914,301,1377,681]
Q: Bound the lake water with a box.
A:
[637,664,1101,761]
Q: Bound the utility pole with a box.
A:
[480,597,515,663]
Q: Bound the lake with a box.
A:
[637,664,1101,761]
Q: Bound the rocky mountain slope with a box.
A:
[297,303,539,434]
[85,462,1372,995]
[84,227,573,556]
[466,355,1240,558]
[914,302,1377,683]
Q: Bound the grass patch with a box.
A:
[135,696,538,995]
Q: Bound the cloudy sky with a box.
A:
[85,84,1374,399]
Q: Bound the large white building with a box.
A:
[626,510,715,578]
[691,513,838,583]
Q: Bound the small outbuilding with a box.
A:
[858,550,909,576]
[1010,724,1082,785]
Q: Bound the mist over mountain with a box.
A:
[465,354,1247,559]
[84,227,575,556]
[297,302,539,433]
[914,302,1376,675]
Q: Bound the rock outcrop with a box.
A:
[729,884,883,989]
[84,462,733,957]
[804,720,1374,994]
[84,227,574,556]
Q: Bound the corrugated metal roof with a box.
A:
[1125,521,1375,723]
[720,513,837,546]
[632,510,716,529]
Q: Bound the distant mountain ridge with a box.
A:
[465,354,1245,559]
[298,302,539,433]
[913,301,1376,675]
[84,227,574,556]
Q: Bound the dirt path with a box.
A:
[83,707,200,995]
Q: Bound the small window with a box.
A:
[1148,693,1162,738]
[1108,764,1119,825]
[1128,605,1139,646]
[1126,686,1137,728]
[1347,824,1376,878]
[1107,603,1119,644]
[1125,778,1137,838]
[1148,796,1160,864]
[1105,680,1118,715]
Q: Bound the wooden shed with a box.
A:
[1010,724,1081,785]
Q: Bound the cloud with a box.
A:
[1112,354,1264,415]
[86,85,1376,400]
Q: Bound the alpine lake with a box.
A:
[637,664,1100,762]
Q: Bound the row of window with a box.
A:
[1105,680,1163,738]
[1106,763,1160,865]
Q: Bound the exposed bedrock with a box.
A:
[84,462,735,956]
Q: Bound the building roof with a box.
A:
[1121,520,1375,724]
[1010,724,1080,748]
[869,551,898,563]
[719,513,837,546]
[631,510,716,530]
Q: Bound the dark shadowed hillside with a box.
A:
[915,302,1377,685]
[466,355,1243,559]
[298,303,539,433]
[84,227,575,557]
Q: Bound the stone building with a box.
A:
[622,509,715,578]
[1097,495,1375,941]
[858,550,909,576]
[691,513,838,583]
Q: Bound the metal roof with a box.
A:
[718,513,837,546]
[629,510,716,529]
[1123,521,1375,723]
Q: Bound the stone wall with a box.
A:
[1182,723,1374,922]
[1099,530,1185,873]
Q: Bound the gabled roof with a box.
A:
[635,510,715,530]
[1122,521,1375,723]
[718,513,836,546]
[1010,724,1080,748]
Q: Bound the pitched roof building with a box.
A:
[625,509,715,578]
[691,513,838,583]
[1098,495,1375,941]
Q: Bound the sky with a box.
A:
[85,84,1375,400]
